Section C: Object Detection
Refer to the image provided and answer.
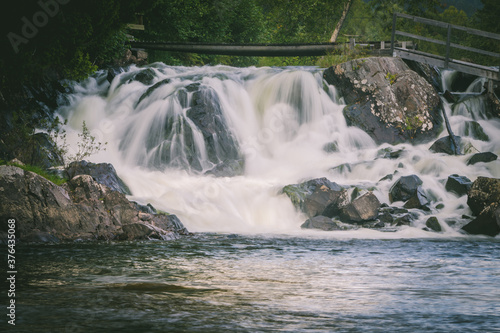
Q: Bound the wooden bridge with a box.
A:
[130,13,499,82]
[391,12,500,81]
[129,40,398,57]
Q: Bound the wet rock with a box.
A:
[323,142,339,153]
[340,192,381,222]
[462,177,500,237]
[324,57,442,145]
[463,121,489,141]
[282,178,349,218]
[65,160,131,195]
[301,216,345,231]
[445,174,472,197]
[186,86,242,175]
[0,165,188,243]
[466,177,500,216]
[425,217,442,232]
[466,152,498,165]
[389,175,423,203]
[403,187,430,210]
[462,205,500,237]
[376,147,405,159]
[429,135,462,155]
[119,223,178,241]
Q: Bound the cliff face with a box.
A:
[323,57,443,144]
[0,165,189,243]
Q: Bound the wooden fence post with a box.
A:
[445,24,451,69]
[391,13,397,56]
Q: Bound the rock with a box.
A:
[186,85,242,175]
[389,175,423,203]
[462,177,500,237]
[119,223,177,241]
[403,187,429,210]
[65,160,131,195]
[445,174,472,197]
[425,217,442,232]
[18,133,65,169]
[466,177,500,216]
[466,152,498,165]
[0,165,188,243]
[323,57,442,145]
[340,192,381,222]
[429,135,462,155]
[462,205,500,237]
[300,216,345,231]
[281,178,349,218]
[376,147,405,159]
[463,121,489,141]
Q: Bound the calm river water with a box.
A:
[9,233,500,332]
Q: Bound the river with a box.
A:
[12,64,500,332]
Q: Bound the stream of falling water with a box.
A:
[56,64,500,236]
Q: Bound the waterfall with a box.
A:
[56,64,500,235]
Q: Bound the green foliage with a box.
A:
[385,72,397,85]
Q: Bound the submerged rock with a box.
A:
[0,165,189,243]
[323,57,442,145]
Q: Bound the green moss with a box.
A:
[0,160,67,186]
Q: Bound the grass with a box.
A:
[0,160,67,186]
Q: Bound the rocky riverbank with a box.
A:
[0,163,190,244]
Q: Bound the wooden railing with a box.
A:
[391,12,500,80]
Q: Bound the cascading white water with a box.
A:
[56,64,500,235]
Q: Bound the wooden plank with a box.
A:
[395,30,446,46]
[396,12,500,40]
[395,48,499,80]
[127,24,145,31]
[129,42,341,56]
[450,43,500,58]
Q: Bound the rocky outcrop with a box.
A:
[0,165,189,243]
[65,160,131,195]
[323,57,442,144]
[462,177,500,237]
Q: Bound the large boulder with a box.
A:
[323,57,442,144]
[0,165,188,243]
[281,178,349,218]
[462,177,500,237]
[65,160,131,195]
[340,192,381,222]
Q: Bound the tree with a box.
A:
[330,0,353,42]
